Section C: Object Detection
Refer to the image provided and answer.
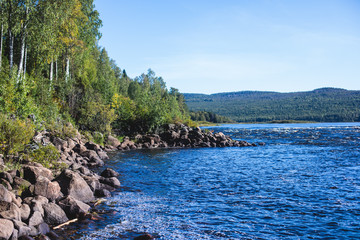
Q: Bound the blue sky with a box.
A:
[94,0,360,94]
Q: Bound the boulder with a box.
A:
[43,203,68,226]
[94,189,111,198]
[0,185,12,203]
[12,220,31,237]
[57,196,90,219]
[56,170,94,202]
[0,179,12,191]
[106,135,121,148]
[28,211,43,227]
[96,150,109,160]
[72,144,87,155]
[99,177,120,188]
[37,222,50,235]
[0,203,21,221]
[100,168,120,178]
[0,172,13,184]
[84,142,101,152]
[34,177,62,201]
[51,137,68,151]
[23,166,53,184]
[134,234,154,240]
[0,218,14,240]
[67,139,76,150]
[20,204,31,222]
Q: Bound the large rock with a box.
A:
[100,168,119,178]
[57,196,90,219]
[51,137,68,151]
[23,166,53,184]
[0,218,14,240]
[96,150,109,160]
[99,177,120,188]
[0,203,21,221]
[0,172,13,185]
[28,211,43,227]
[0,185,12,203]
[56,170,94,202]
[84,142,101,152]
[34,176,62,201]
[12,220,32,237]
[20,204,31,222]
[43,203,68,226]
[106,135,121,148]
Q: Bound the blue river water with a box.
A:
[70,123,360,239]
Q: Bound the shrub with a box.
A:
[92,131,104,145]
[0,114,35,156]
[46,120,78,139]
[29,145,60,169]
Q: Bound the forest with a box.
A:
[185,88,360,123]
[189,111,234,123]
[0,0,191,140]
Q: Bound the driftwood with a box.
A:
[53,218,78,230]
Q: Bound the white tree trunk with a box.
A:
[18,27,26,79]
[50,60,53,82]
[9,29,13,70]
[65,57,70,83]
[23,45,27,78]
[55,60,58,81]
[0,24,3,71]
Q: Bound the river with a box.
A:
[63,122,360,239]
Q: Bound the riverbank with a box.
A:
[0,123,254,240]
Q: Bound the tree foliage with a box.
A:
[0,0,190,136]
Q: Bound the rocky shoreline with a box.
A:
[0,124,256,240]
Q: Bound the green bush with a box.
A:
[0,114,35,156]
[92,131,104,145]
[29,145,61,169]
[46,120,78,139]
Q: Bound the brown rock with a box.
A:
[20,204,31,222]
[0,202,21,221]
[0,218,14,240]
[100,168,120,178]
[0,185,12,203]
[43,203,68,226]
[23,166,53,184]
[56,170,94,202]
[34,176,62,201]
[28,211,43,227]
[106,135,121,148]
[57,196,90,219]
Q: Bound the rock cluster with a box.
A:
[115,124,256,151]
[0,132,120,240]
[0,123,257,239]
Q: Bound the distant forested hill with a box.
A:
[184,88,360,122]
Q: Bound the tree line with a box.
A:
[190,111,235,123]
[185,88,360,123]
[0,0,190,136]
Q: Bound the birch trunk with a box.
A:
[50,60,53,83]
[18,27,26,79]
[0,24,3,71]
[65,57,70,83]
[55,60,58,81]
[23,45,27,78]
[9,29,13,70]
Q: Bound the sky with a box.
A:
[93,0,360,94]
